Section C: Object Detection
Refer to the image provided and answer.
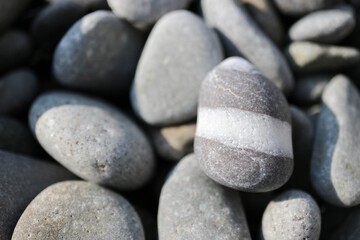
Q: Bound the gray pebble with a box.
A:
[0,69,38,115]
[158,154,251,240]
[47,0,108,11]
[273,0,339,16]
[330,207,360,240]
[131,10,223,125]
[261,190,321,240]
[201,0,294,94]
[289,4,356,44]
[12,181,145,240]
[107,0,193,29]
[53,10,144,94]
[286,41,360,73]
[0,0,31,32]
[0,30,32,73]
[311,74,360,207]
[150,122,196,161]
[0,150,75,240]
[195,57,293,192]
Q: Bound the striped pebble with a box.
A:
[194,57,293,192]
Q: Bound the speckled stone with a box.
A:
[273,0,339,16]
[0,150,75,240]
[291,75,331,105]
[31,1,86,48]
[195,57,293,192]
[289,4,355,44]
[53,10,144,94]
[241,0,284,45]
[261,190,321,240]
[311,74,360,207]
[0,69,38,115]
[107,0,193,29]
[158,154,251,240]
[47,0,108,11]
[330,207,360,240]
[35,104,155,190]
[0,0,31,32]
[131,10,223,126]
[12,181,144,240]
[286,41,360,73]
[150,122,196,161]
[0,117,41,156]
[201,0,294,94]
[0,30,32,73]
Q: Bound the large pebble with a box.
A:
[53,10,144,94]
[107,0,193,28]
[201,0,294,94]
[286,41,360,73]
[0,69,38,115]
[273,0,338,16]
[330,207,360,240]
[12,181,144,240]
[195,57,293,192]
[311,74,360,207]
[158,154,251,240]
[289,4,356,44]
[0,150,74,240]
[261,190,321,240]
[131,10,223,125]
[0,0,31,32]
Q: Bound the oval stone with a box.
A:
[273,0,337,16]
[195,57,293,192]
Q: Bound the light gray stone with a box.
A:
[131,10,223,125]
[292,75,331,105]
[12,181,144,240]
[0,0,31,32]
[158,154,251,240]
[311,74,360,207]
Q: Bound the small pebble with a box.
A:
[0,0,31,32]
[330,207,360,240]
[12,181,145,240]
[0,150,75,240]
[273,0,338,16]
[261,190,321,240]
[201,0,294,94]
[131,10,223,125]
[53,10,144,94]
[158,154,252,240]
[311,74,360,207]
[289,4,356,44]
[286,41,360,73]
[195,57,293,192]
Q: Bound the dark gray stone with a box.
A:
[0,0,31,32]
[273,0,340,16]
[330,207,360,240]
[47,0,108,11]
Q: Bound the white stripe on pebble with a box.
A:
[196,107,293,158]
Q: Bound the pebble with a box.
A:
[0,0,31,32]
[261,190,321,240]
[30,1,86,48]
[311,74,360,207]
[241,0,285,45]
[0,30,32,73]
[289,4,356,44]
[131,10,223,125]
[286,41,360,73]
[0,69,38,115]
[47,0,108,11]
[0,150,74,240]
[195,57,293,192]
[201,0,294,94]
[35,104,155,190]
[107,0,194,29]
[158,154,252,240]
[330,207,360,240]
[273,0,338,16]
[291,75,331,105]
[53,10,144,94]
[150,122,196,161]
[12,181,145,240]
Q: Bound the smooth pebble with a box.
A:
[273,0,338,16]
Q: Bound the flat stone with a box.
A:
[330,207,360,240]
[107,0,193,28]
[131,10,223,125]
[0,0,31,32]
[0,150,75,240]
[0,69,38,115]
[311,74,360,207]
[195,57,293,192]
[158,154,251,240]
[12,181,144,240]
[261,190,321,240]
[53,10,144,94]
[286,41,360,73]
[201,0,294,94]
[273,0,338,16]
[289,4,356,44]
[150,122,196,161]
